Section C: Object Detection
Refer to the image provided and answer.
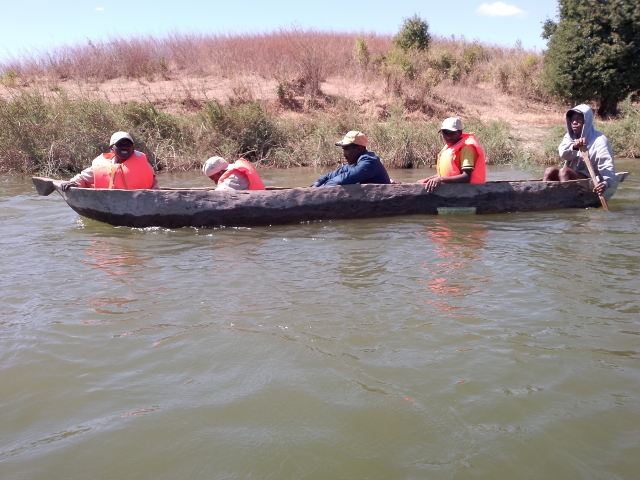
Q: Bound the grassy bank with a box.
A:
[0,87,521,177]
[1,87,638,177]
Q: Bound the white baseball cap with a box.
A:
[110,131,134,146]
[203,156,229,177]
[440,117,463,132]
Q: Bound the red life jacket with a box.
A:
[218,158,266,190]
[92,152,155,189]
[437,133,486,184]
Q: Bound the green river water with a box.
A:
[1,162,639,479]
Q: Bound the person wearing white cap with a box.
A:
[417,117,486,193]
[61,132,159,191]
[311,131,390,187]
[203,156,265,191]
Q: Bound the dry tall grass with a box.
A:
[1,31,389,82]
[1,30,546,101]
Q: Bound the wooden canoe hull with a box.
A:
[33,173,628,228]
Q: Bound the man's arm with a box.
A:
[417,174,439,183]
[593,136,615,190]
[61,167,95,191]
[423,171,472,193]
[559,134,581,162]
[312,165,348,187]
[423,146,475,193]
[322,157,377,187]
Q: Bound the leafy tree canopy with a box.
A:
[393,15,431,52]
[541,0,640,116]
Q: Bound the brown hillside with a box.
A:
[0,31,565,145]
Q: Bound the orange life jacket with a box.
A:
[436,133,486,184]
[218,158,266,190]
[92,151,155,190]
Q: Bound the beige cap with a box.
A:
[110,131,134,146]
[440,117,463,132]
[335,131,367,147]
[203,156,229,177]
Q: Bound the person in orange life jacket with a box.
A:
[61,132,159,191]
[417,117,486,193]
[203,156,266,191]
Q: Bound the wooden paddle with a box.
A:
[578,147,609,211]
[578,122,609,211]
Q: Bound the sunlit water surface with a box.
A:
[1,163,639,479]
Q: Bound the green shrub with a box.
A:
[198,101,281,160]
[385,49,415,79]
[462,44,487,74]
[393,15,431,52]
[378,48,416,96]
[435,51,455,71]
[353,36,370,69]
[496,65,511,93]
[0,69,19,87]
[123,102,182,141]
[429,51,462,83]
[448,63,462,83]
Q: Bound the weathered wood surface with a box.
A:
[32,173,628,228]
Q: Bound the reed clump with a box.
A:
[0,88,119,176]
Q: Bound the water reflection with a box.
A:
[82,238,151,280]
[81,238,156,321]
[417,220,490,313]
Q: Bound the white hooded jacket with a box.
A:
[558,104,615,188]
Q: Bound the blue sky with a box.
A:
[2,0,559,59]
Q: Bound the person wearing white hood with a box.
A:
[543,104,615,196]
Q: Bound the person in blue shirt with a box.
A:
[312,131,391,187]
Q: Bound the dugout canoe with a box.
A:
[32,173,628,228]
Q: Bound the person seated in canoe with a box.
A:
[416,117,486,193]
[61,132,159,191]
[311,131,391,187]
[203,157,266,191]
[542,104,614,196]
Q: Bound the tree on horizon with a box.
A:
[541,0,640,117]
